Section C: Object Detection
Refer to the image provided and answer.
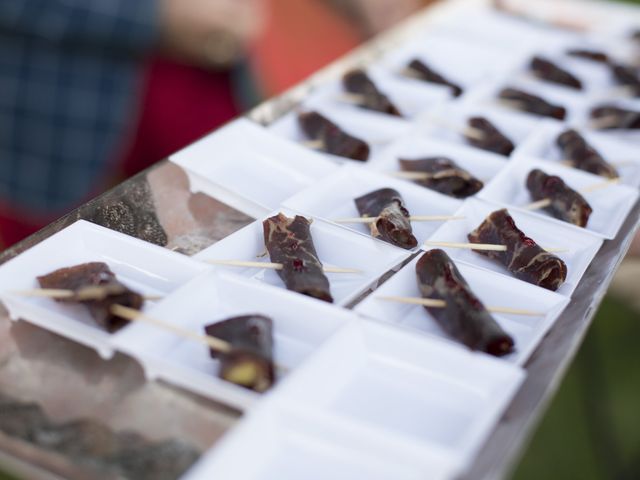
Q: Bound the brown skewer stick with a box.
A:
[333,215,466,224]
[423,241,568,254]
[377,295,544,317]
[524,177,621,210]
[204,259,362,274]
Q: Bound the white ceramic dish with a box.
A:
[425,198,603,297]
[369,135,505,196]
[306,66,451,119]
[193,210,410,306]
[354,253,570,366]
[271,319,526,468]
[170,118,339,218]
[515,120,640,187]
[112,270,355,410]
[417,102,543,156]
[0,220,207,359]
[268,103,413,164]
[282,164,462,250]
[478,157,639,239]
[182,401,458,480]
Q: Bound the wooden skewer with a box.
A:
[377,296,544,317]
[111,304,233,354]
[426,118,486,141]
[423,241,567,254]
[497,98,528,111]
[524,177,621,210]
[301,139,325,150]
[11,287,161,302]
[560,159,633,168]
[589,115,626,130]
[333,215,466,224]
[205,259,362,274]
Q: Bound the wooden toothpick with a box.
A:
[423,241,567,254]
[377,295,544,317]
[204,259,362,274]
[12,287,160,302]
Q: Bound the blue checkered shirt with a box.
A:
[0,1,159,213]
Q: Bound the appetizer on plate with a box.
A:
[37,262,143,332]
[298,111,370,161]
[499,87,567,120]
[342,69,401,117]
[263,213,334,303]
[204,314,275,393]
[466,116,515,156]
[529,56,582,90]
[468,209,568,291]
[399,157,483,198]
[406,59,463,97]
[556,129,619,179]
[354,188,418,249]
[526,169,593,227]
[416,249,514,356]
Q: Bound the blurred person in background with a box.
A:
[0,0,423,249]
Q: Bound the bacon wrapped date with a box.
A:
[566,49,609,63]
[205,315,274,392]
[526,169,593,227]
[590,104,640,130]
[407,59,463,97]
[37,262,143,333]
[466,117,515,156]
[399,157,483,198]
[263,213,333,303]
[556,129,618,179]
[415,249,514,356]
[354,188,417,249]
[499,88,567,120]
[530,56,582,90]
[298,111,370,161]
[343,69,401,117]
[467,209,568,291]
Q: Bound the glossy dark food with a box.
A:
[415,249,514,356]
[530,56,582,90]
[499,88,567,120]
[399,157,483,198]
[298,111,370,161]
[263,213,333,303]
[566,49,609,63]
[467,209,568,291]
[590,104,640,130]
[204,315,275,392]
[526,169,593,227]
[467,116,515,156]
[407,59,463,97]
[37,262,143,333]
[343,69,401,116]
[556,129,618,179]
[355,188,418,249]
[610,63,640,96]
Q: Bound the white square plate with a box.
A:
[170,118,339,218]
[193,210,410,306]
[354,253,569,365]
[426,198,603,296]
[0,220,207,359]
[268,103,412,163]
[112,270,355,410]
[478,157,639,239]
[282,164,462,250]
[370,135,505,196]
[183,401,458,480]
[272,319,525,468]
[515,121,640,187]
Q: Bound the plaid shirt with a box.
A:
[0,1,159,213]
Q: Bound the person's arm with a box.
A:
[0,0,159,55]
